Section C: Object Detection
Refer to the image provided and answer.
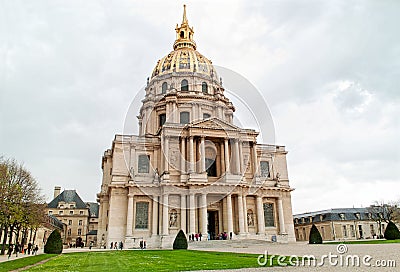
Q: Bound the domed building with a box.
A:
[96,6,296,248]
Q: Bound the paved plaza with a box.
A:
[1,240,399,271]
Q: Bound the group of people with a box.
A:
[139,240,147,249]
[188,233,203,241]
[110,241,124,250]
[7,242,39,259]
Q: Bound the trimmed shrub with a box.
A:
[44,230,63,254]
[309,224,323,244]
[384,221,400,240]
[173,230,188,250]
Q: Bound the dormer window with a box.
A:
[339,213,345,220]
[180,31,184,38]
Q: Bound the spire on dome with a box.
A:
[173,5,196,50]
[182,4,188,25]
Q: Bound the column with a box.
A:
[189,137,194,173]
[162,194,169,235]
[192,103,196,121]
[237,194,245,234]
[256,196,265,234]
[180,137,186,173]
[164,136,169,172]
[226,194,233,236]
[243,195,248,233]
[224,138,230,174]
[200,193,207,236]
[200,137,206,173]
[152,196,158,235]
[220,142,225,175]
[277,198,286,234]
[126,193,134,236]
[252,142,258,176]
[189,193,196,234]
[180,194,187,233]
[239,140,244,173]
[234,139,240,174]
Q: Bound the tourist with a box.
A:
[191,233,194,241]
[14,243,20,257]
[114,241,118,249]
[143,240,146,249]
[7,244,13,259]
[28,242,32,255]
[195,233,199,241]
[34,245,39,255]
[229,232,232,240]
[140,240,143,249]
[110,242,113,249]
[89,241,93,250]
[119,241,123,250]
[199,233,202,241]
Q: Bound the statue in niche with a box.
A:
[154,168,160,183]
[247,211,254,226]
[169,210,178,227]
[274,172,281,187]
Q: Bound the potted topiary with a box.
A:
[309,224,323,244]
[173,230,188,250]
[384,221,400,240]
[44,230,63,254]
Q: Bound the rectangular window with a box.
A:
[370,224,375,236]
[70,210,73,215]
[79,220,83,226]
[80,211,84,215]
[78,229,82,236]
[48,211,53,215]
[68,220,72,225]
[59,211,63,215]
[135,202,149,229]
[263,203,275,227]
[159,114,166,127]
[343,225,347,237]
[67,229,71,236]
[180,112,190,124]
[260,161,270,178]
[138,155,150,173]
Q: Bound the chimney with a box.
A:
[54,186,61,199]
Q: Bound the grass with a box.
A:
[4,250,290,272]
[0,254,56,272]
[324,239,400,245]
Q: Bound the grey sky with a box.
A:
[1,0,399,213]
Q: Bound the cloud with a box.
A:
[1,0,399,214]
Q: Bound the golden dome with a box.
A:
[151,5,217,80]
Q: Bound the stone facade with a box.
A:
[96,5,296,249]
[47,187,99,246]
[293,208,388,241]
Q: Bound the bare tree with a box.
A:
[0,157,45,255]
[367,200,400,238]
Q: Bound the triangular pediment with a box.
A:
[187,117,241,131]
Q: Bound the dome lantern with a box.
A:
[173,5,196,50]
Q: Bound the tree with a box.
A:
[309,224,323,244]
[44,230,63,254]
[384,221,400,240]
[173,230,188,250]
[0,157,45,255]
[367,200,400,238]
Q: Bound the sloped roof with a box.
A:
[187,117,241,131]
[48,190,87,209]
[86,202,99,217]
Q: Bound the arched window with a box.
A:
[180,112,190,124]
[202,82,208,93]
[162,82,167,94]
[180,31,184,38]
[203,113,211,119]
[181,79,189,91]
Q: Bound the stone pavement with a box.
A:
[189,239,400,271]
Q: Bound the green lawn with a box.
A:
[0,254,56,272]
[4,250,288,272]
[324,239,400,245]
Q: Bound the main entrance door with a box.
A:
[207,211,219,240]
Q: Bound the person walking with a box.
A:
[110,242,113,249]
[28,242,32,255]
[7,244,13,259]
[14,243,20,257]
[89,241,93,250]
[34,245,39,255]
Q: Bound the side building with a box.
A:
[293,208,388,241]
[46,186,99,246]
